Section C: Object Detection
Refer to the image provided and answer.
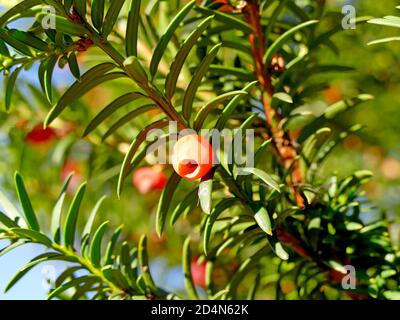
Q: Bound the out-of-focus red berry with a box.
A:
[196,0,233,12]
[323,86,342,104]
[215,0,233,12]
[132,166,167,194]
[149,230,167,246]
[191,258,207,288]
[26,124,56,145]
[16,119,28,129]
[61,160,84,195]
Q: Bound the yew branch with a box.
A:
[242,0,305,208]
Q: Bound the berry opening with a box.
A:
[178,159,200,178]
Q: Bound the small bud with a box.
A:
[270,54,285,73]
[75,38,93,52]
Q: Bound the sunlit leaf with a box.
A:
[63,183,87,248]
[14,172,39,231]
[156,173,181,236]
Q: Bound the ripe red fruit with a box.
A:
[132,166,167,194]
[171,134,214,181]
[191,258,207,288]
[26,124,56,145]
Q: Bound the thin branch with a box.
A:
[242,0,305,208]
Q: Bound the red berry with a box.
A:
[26,124,56,145]
[214,0,233,12]
[323,86,342,104]
[171,135,214,181]
[61,160,83,195]
[191,258,207,288]
[132,166,167,194]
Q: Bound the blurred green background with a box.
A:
[320,0,400,241]
[1,0,400,299]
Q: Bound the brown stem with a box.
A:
[276,227,309,259]
[243,2,369,299]
[242,0,305,208]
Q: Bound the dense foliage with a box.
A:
[0,0,399,300]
